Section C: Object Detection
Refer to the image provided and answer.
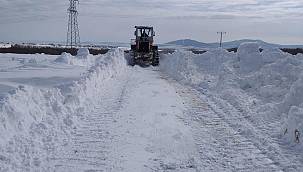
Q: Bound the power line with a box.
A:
[67,0,80,48]
[217,32,226,48]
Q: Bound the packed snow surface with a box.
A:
[1,43,303,171]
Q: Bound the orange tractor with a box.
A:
[128,26,159,67]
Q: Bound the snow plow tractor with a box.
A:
[128,26,159,67]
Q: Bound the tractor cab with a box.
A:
[132,26,155,53]
[129,26,159,67]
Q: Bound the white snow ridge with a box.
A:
[160,42,303,171]
[1,43,303,172]
[55,48,95,67]
[0,49,128,171]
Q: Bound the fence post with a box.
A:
[295,129,300,143]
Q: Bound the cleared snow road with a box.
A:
[51,66,285,172]
[52,67,200,171]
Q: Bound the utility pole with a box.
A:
[67,0,80,48]
[217,32,226,48]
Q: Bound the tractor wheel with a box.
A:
[127,51,135,66]
[152,51,159,66]
[152,60,159,66]
[152,57,159,66]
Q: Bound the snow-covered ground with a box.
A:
[0,44,302,171]
[161,42,303,170]
[51,67,201,171]
[0,44,11,48]
[0,48,127,171]
[0,49,99,98]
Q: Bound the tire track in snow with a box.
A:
[108,68,201,172]
[51,73,131,172]
[51,67,201,172]
[207,92,303,171]
[166,77,284,172]
[206,95,301,171]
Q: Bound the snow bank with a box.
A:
[283,106,303,146]
[54,52,73,64]
[160,50,202,85]
[20,58,38,65]
[0,48,128,171]
[238,42,263,74]
[261,47,285,64]
[0,43,11,48]
[279,74,303,146]
[76,48,90,59]
[284,74,303,110]
[19,55,48,65]
[160,42,303,149]
[55,48,95,67]
[160,48,236,89]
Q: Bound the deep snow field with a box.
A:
[0,43,302,171]
[0,52,87,98]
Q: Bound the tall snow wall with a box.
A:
[160,43,303,149]
[0,49,128,171]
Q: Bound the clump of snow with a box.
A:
[237,42,263,74]
[160,48,236,89]
[193,48,235,75]
[279,74,303,113]
[261,47,285,64]
[20,57,39,65]
[54,52,73,64]
[55,48,95,67]
[76,48,90,59]
[0,43,11,48]
[282,106,303,145]
[236,56,302,103]
[160,50,200,85]
[0,48,128,171]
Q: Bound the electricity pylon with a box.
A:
[67,0,80,48]
[217,32,226,48]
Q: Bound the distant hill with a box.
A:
[219,39,279,49]
[164,39,303,49]
[166,39,213,48]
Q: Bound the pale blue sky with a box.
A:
[0,0,302,44]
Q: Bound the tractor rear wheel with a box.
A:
[128,51,135,66]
